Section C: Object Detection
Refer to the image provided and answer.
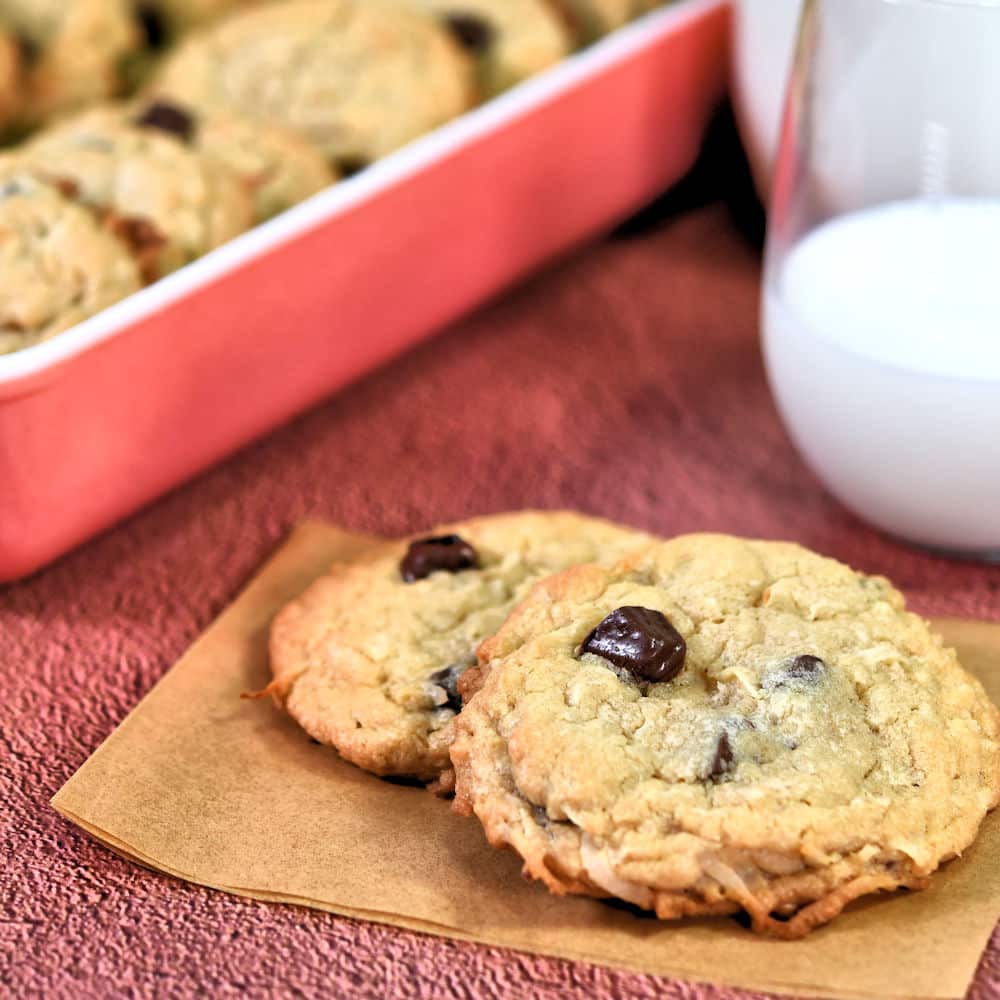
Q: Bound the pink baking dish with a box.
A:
[0,0,728,582]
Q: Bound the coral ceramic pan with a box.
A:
[0,0,728,582]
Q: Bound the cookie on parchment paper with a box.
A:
[451,533,1000,937]
[268,511,652,784]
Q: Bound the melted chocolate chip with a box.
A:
[400,534,477,582]
[107,215,167,282]
[49,177,80,200]
[580,607,686,683]
[110,215,166,255]
[134,101,195,144]
[785,654,826,682]
[428,662,466,713]
[15,34,39,66]
[336,156,370,177]
[708,731,734,781]
[136,3,169,48]
[443,13,495,52]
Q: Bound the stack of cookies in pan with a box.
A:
[0,0,669,354]
[265,511,1000,938]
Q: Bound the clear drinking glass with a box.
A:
[761,0,1000,559]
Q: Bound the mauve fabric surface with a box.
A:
[2,202,1000,1000]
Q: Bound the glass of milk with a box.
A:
[762,0,1000,558]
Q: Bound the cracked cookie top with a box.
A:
[132,98,336,223]
[451,533,1000,937]
[0,170,142,354]
[150,0,476,169]
[18,105,252,280]
[409,0,572,96]
[268,511,651,782]
[0,0,140,122]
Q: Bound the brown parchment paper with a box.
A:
[53,523,1000,1000]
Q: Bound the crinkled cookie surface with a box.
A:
[269,511,651,782]
[452,533,1000,937]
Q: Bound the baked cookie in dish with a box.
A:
[150,0,476,171]
[18,106,252,281]
[132,99,336,223]
[268,512,651,783]
[451,533,1000,937]
[0,170,141,355]
[0,0,140,123]
[407,0,572,96]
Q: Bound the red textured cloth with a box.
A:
[3,203,999,999]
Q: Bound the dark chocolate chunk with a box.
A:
[136,3,169,48]
[708,731,734,781]
[428,662,466,713]
[49,177,80,200]
[400,534,477,582]
[15,34,39,66]
[134,101,195,144]
[443,12,494,52]
[785,654,826,682]
[766,654,827,691]
[336,156,370,177]
[109,215,166,255]
[107,215,167,283]
[580,606,686,683]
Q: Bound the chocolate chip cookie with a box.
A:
[133,99,336,222]
[150,0,476,170]
[0,170,142,354]
[409,0,572,96]
[451,533,1000,938]
[0,0,140,123]
[18,105,252,280]
[268,512,651,783]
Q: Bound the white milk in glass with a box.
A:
[763,199,1000,554]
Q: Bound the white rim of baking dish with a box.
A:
[0,0,726,384]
